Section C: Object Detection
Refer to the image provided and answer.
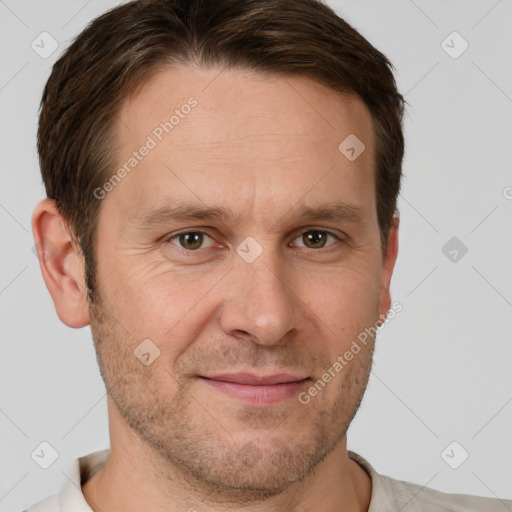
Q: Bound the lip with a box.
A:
[203,373,307,385]
[199,373,310,405]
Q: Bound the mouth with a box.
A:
[199,373,311,405]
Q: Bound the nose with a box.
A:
[219,249,300,347]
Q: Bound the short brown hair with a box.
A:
[38,0,405,295]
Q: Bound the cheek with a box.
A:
[105,263,222,354]
[102,245,382,360]
[297,264,381,339]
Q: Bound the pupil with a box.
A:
[304,231,326,248]
[181,233,202,250]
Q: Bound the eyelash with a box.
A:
[164,228,343,253]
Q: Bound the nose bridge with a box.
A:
[220,244,298,345]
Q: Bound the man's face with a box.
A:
[89,67,396,498]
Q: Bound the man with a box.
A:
[27,0,510,511]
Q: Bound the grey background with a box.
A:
[1,0,511,510]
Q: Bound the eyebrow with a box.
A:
[130,200,368,230]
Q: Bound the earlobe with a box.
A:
[31,199,90,328]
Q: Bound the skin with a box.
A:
[32,66,399,512]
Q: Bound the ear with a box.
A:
[31,199,90,328]
[377,213,399,320]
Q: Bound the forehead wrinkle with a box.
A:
[171,132,322,148]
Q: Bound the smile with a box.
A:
[199,373,311,405]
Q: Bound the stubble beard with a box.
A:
[88,295,374,505]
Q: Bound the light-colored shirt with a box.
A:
[22,449,511,511]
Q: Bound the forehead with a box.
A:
[108,66,376,225]
[118,66,374,148]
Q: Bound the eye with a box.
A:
[166,231,216,251]
[292,229,340,249]
[164,228,342,253]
